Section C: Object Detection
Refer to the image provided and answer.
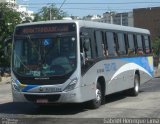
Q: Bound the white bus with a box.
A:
[11,20,153,108]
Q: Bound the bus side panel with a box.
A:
[81,59,135,101]
[104,59,135,95]
[140,71,152,84]
[139,56,154,84]
[80,66,99,102]
[119,56,153,85]
[81,56,153,100]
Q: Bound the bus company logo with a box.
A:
[104,63,117,72]
[39,87,43,92]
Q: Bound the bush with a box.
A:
[152,38,160,56]
[154,56,159,67]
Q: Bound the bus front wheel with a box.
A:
[90,83,102,109]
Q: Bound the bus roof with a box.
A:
[16,20,150,34]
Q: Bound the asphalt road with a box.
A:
[0,78,160,124]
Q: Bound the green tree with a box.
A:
[152,38,160,56]
[0,3,22,67]
[34,4,67,21]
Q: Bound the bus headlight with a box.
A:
[13,83,21,92]
[64,78,78,92]
[12,79,21,92]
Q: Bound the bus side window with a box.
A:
[113,32,119,56]
[104,32,108,56]
[102,31,108,56]
[144,35,151,54]
[127,34,135,55]
[136,34,144,55]
[80,28,93,60]
[117,33,127,55]
[106,32,117,57]
[83,38,92,59]
[95,31,104,57]
[124,33,129,54]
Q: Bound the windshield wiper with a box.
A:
[14,52,30,71]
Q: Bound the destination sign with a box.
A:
[15,23,76,35]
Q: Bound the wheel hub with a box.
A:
[96,89,101,102]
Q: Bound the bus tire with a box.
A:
[90,82,102,109]
[130,74,140,96]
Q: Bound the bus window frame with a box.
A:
[94,30,106,57]
[105,31,118,57]
[117,32,127,56]
[124,33,129,55]
[80,28,94,59]
[136,34,144,55]
[143,35,151,54]
[127,33,136,55]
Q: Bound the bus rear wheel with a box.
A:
[90,83,102,109]
[129,74,140,96]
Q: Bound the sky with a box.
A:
[16,0,160,17]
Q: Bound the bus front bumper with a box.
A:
[12,88,83,104]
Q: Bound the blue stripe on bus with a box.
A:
[22,85,38,92]
[119,57,153,76]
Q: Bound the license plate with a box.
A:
[36,99,48,103]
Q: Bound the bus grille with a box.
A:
[24,94,60,103]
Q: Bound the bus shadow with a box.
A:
[0,91,138,115]
[0,102,37,115]
[35,103,88,115]
[0,102,88,115]
[105,91,128,104]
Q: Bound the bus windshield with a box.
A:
[12,35,77,77]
